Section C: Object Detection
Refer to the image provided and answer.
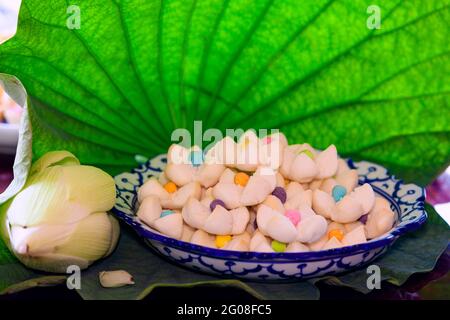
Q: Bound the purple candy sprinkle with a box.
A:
[210,199,226,211]
[271,187,287,203]
[359,214,369,224]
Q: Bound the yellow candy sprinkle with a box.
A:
[328,229,344,241]
[215,235,232,248]
[234,172,250,187]
[164,182,177,194]
[297,149,314,159]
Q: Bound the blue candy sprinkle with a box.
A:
[160,210,174,218]
[332,185,347,202]
[189,150,204,167]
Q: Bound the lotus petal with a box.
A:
[240,175,273,206]
[342,225,367,246]
[195,163,225,187]
[286,241,310,252]
[312,189,335,219]
[290,153,319,183]
[181,198,210,229]
[212,182,242,209]
[332,194,364,223]
[266,215,298,243]
[322,237,344,250]
[296,215,327,243]
[138,179,169,203]
[352,183,375,214]
[165,163,196,187]
[137,195,162,227]
[203,206,233,235]
[231,207,250,235]
[190,230,215,248]
[153,213,183,240]
[316,145,338,179]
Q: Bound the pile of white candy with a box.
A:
[137,131,396,252]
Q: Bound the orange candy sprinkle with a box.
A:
[234,172,250,187]
[164,182,178,193]
[328,229,344,241]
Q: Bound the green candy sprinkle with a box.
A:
[298,149,314,159]
[271,240,286,252]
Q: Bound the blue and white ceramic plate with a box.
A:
[112,155,426,281]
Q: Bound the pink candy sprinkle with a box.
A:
[285,209,301,226]
[264,137,272,144]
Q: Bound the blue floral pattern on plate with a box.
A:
[112,155,426,281]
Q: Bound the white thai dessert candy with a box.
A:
[152,212,183,240]
[182,198,250,235]
[284,181,312,210]
[344,221,364,233]
[240,167,277,206]
[256,205,297,243]
[181,224,195,242]
[212,182,242,209]
[342,225,367,246]
[212,168,276,209]
[331,183,375,223]
[137,196,184,239]
[309,179,323,191]
[260,195,284,213]
[334,159,359,193]
[275,172,285,188]
[224,232,251,251]
[285,242,310,252]
[312,189,335,219]
[250,230,274,252]
[136,133,397,253]
[218,168,236,184]
[308,234,328,251]
[235,130,260,172]
[181,198,210,229]
[138,179,201,209]
[322,236,344,250]
[191,229,216,248]
[138,178,170,204]
[205,136,237,167]
[258,132,288,171]
[165,144,225,187]
[158,171,169,185]
[315,145,338,179]
[280,144,318,182]
[296,214,328,243]
[365,197,396,239]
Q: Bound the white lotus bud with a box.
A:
[1,151,119,273]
